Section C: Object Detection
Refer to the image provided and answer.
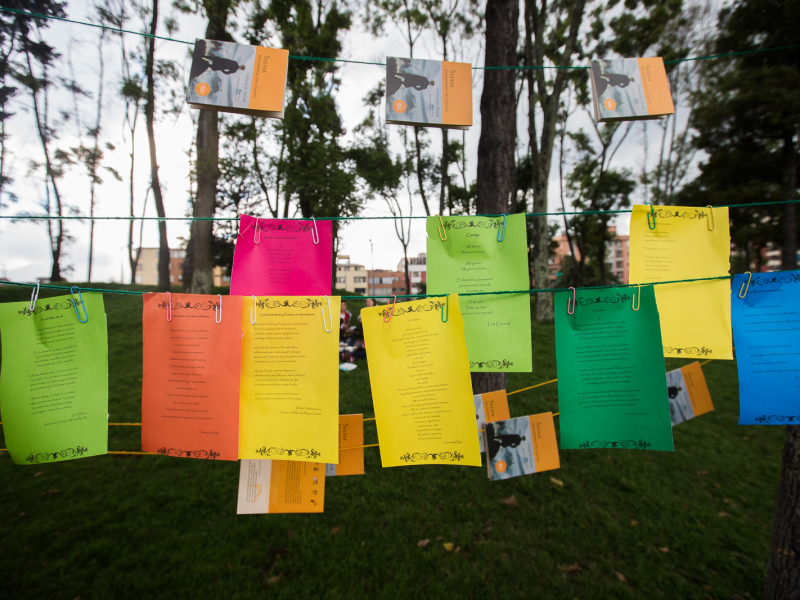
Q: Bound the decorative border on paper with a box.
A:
[579,440,651,450]
[255,222,314,233]
[255,447,321,459]
[753,415,800,424]
[26,446,89,463]
[653,208,708,220]
[157,447,221,459]
[442,219,500,230]
[750,273,800,286]
[470,359,514,369]
[379,300,446,318]
[663,346,712,356]
[157,300,219,311]
[399,451,465,462]
[18,300,74,316]
[576,293,632,306]
[256,298,323,309]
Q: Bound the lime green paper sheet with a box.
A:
[0,292,108,465]
[426,214,532,372]
[554,285,674,451]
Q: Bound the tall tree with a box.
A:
[181,0,236,294]
[144,0,170,291]
[473,0,517,394]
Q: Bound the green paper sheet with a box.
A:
[426,214,532,372]
[554,285,674,451]
[0,292,108,465]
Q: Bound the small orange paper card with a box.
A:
[667,361,714,426]
[141,293,242,461]
[486,412,560,480]
[474,390,511,452]
[326,414,365,476]
[237,459,324,514]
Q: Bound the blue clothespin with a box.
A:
[70,287,88,323]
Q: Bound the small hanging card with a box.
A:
[385,57,472,129]
[486,413,560,480]
[555,285,674,451]
[731,271,800,424]
[230,215,332,296]
[427,214,532,372]
[239,296,340,463]
[0,292,108,465]
[629,204,733,359]
[666,362,714,426]
[361,294,481,467]
[325,414,365,476]
[237,459,324,514]
[141,294,242,461]
[589,58,674,122]
[474,390,511,453]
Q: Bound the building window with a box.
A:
[355,288,366,294]
[616,261,623,268]
[338,277,346,283]
[354,277,366,283]
[616,251,622,258]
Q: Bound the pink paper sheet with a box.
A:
[230,215,333,296]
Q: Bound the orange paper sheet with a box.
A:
[237,459,324,514]
[141,293,242,461]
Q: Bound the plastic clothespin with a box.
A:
[29,282,40,315]
[738,272,752,298]
[631,284,641,311]
[322,296,333,332]
[165,292,172,322]
[250,295,257,325]
[567,287,576,315]
[705,205,715,231]
[70,287,88,323]
[215,294,222,324]
[254,217,261,244]
[441,295,449,323]
[646,202,656,230]
[383,295,397,323]
[311,217,319,245]
[497,215,506,242]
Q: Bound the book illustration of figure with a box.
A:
[190,40,246,79]
[668,385,682,399]
[386,57,436,97]
[591,59,635,97]
[486,423,527,461]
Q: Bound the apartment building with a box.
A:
[335,255,368,294]
[548,226,630,284]
[367,270,407,296]
[396,252,427,294]
[134,248,230,287]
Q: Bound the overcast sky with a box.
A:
[0,2,707,283]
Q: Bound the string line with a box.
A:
[0,273,745,300]
[1,7,798,70]
[4,199,799,222]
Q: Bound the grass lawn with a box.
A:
[0,284,785,599]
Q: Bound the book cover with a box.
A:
[666,362,714,426]
[486,413,560,481]
[474,390,511,453]
[385,57,472,129]
[590,57,674,122]
[237,459,324,514]
[186,39,289,119]
[325,414,365,476]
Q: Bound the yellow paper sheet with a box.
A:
[629,205,732,359]
[361,294,481,467]
[239,296,340,462]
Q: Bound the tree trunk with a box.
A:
[780,130,797,271]
[765,425,800,600]
[145,0,170,292]
[413,127,431,216]
[188,1,232,294]
[87,35,105,283]
[439,129,448,214]
[765,128,799,600]
[473,0,517,394]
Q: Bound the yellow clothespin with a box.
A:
[437,215,447,241]
[632,284,641,311]
[738,272,752,298]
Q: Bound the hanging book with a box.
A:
[186,39,289,119]
[385,57,472,129]
[486,413,560,481]
[589,57,674,122]
[666,362,714,426]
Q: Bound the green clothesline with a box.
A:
[2,6,799,70]
[2,199,798,222]
[0,274,739,301]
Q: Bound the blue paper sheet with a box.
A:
[731,271,800,424]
